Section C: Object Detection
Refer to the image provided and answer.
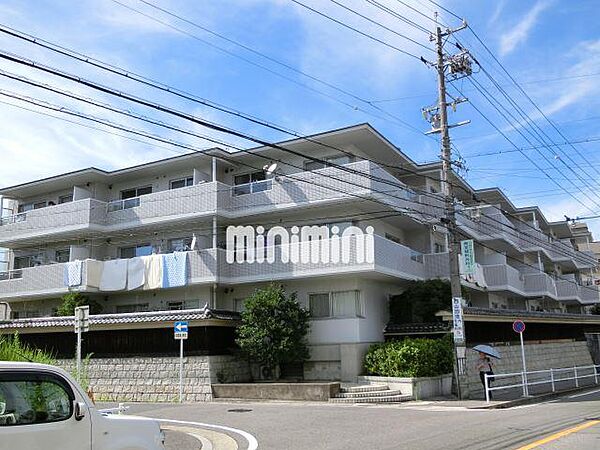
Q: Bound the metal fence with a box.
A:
[484,364,600,402]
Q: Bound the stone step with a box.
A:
[329,394,413,404]
[334,389,403,399]
[340,384,390,393]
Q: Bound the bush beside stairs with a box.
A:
[329,384,413,404]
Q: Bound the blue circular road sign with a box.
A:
[513,320,526,333]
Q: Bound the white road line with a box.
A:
[568,388,600,399]
[162,425,215,450]
[155,418,258,450]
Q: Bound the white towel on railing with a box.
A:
[85,259,103,288]
[63,260,82,287]
[142,254,162,290]
[162,252,188,288]
[99,259,127,291]
[127,257,145,290]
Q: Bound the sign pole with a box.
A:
[519,330,529,397]
[76,325,82,382]
[513,320,528,397]
[174,320,188,403]
[179,338,184,403]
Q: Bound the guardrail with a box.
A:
[484,364,600,402]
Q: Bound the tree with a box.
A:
[56,292,102,317]
[389,279,463,324]
[235,284,310,379]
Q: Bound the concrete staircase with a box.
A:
[329,384,412,404]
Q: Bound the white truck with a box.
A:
[0,361,165,450]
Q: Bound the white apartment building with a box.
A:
[0,124,598,381]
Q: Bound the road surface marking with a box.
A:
[162,424,242,450]
[154,418,258,450]
[516,419,600,450]
[568,388,600,399]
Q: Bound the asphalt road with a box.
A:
[100,388,600,449]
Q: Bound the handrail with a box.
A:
[484,363,600,402]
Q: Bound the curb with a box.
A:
[468,385,599,409]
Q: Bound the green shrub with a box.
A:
[0,333,56,365]
[364,336,454,378]
[236,284,310,378]
[56,292,103,317]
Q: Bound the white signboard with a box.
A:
[452,297,465,342]
[461,239,476,276]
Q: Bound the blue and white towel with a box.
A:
[63,260,82,287]
[162,252,188,288]
[99,259,128,291]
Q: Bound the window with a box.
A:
[58,195,73,204]
[17,202,46,213]
[233,298,247,313]
[305,154,354,171]
[119,244,153,259]
[233,171,271,196]
[116,303,149,313]
[168,237,193,253]
[55,249,70,263]
[170,177,194,190]
[309,290,363,318]
[0,372,74,426]
[434,242,445,253]
[385,233,403,245]
[121,186,152,200]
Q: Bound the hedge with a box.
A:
[363,336,454,378]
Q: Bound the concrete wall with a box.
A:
[463,340,594,399]
[58,355,250,402]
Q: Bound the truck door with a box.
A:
[0,371,92,450]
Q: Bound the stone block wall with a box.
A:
[58,355,251,402]
[463,340,594,399]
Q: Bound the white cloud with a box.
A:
[499,1,551,56]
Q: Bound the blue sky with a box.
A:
[0,1,599,232]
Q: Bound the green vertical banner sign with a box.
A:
[460,239,476,276]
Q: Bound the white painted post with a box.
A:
[595,365,599,385]
[519,331,529,396]
[484,373,490,403]
[550,368,555,392]
[76,324,82,382]
[574,366,579,388]
[179,338,184,403]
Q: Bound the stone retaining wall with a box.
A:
[463,340,594,399]
[58,355,251,402]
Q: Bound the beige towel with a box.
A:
[85,259,104,288]
[142,254,162,289]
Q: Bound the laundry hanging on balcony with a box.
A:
[127,257,145,290]
[85,259,103,288]
[63,260,82,287]
[162,251,188,288]
[99,259,128,291]
[142,254,162,289]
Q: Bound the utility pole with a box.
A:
[422,20,472,399]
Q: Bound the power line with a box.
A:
[327,0,433,49]
[289,0,424,60]
[104,1,428,139]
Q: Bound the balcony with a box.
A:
[218,235,431,283]
[0,262,85,300]
[104,181,219,228]
[0,199,106,246]
[482,264,525,295]
[222,161,441,220]
[0,183,221,245]
[459,208,597,269]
